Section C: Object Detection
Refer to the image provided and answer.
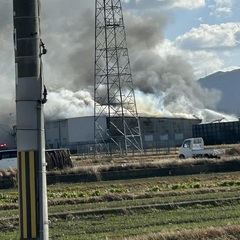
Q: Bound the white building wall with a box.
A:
[45,116,107,148]
[45,121,61,148]
[45,116,200,151]
[68,117,94,143]
[59,120,69,145]
[67,116,107,143]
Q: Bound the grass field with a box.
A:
[1,169,240,239]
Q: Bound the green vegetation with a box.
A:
[2,172,240,239]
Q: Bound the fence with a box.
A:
[63,140,179,157]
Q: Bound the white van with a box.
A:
[0,148,73,171]
[0,149,17,170]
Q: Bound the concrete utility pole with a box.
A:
[13,0,49,239]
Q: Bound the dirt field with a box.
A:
[1,145,240,239]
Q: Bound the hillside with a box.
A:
[199,69,240,116]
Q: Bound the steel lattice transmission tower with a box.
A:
[94,0,143,155]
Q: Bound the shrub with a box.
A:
[91,190,101,196]
[147,185,161,192]
[171,183,188,190]
[109,188,124,193]
[190,182,202,188]
[218,180,235,187]
[0,193,18,203]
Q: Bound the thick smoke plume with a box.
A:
[44,88,94,121]
[40,3,225,122]
[0,1,15,125]
[0,1,236,127]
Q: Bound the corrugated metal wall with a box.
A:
[45,116,201,152]
[193,121,240,145]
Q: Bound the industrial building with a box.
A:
[45,116,201,153]
[10,117,240,152]
[45,116,106,152]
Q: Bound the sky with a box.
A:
[0,0,240,126]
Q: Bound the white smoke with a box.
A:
[44,88,94,120]
[24,3,240,124]
[135,90,238,122]
[200,109,238,123]
[0,0,238,127]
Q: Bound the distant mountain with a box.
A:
[199,69,240,116]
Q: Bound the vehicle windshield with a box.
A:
[183,140,191,148]
[0,150,17,160]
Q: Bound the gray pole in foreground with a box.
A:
[13,0,49,239]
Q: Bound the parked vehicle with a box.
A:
[179,137,225,159]
[0,149,73,171]
[0,149,17,170]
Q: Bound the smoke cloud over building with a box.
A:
[0,0,236,126]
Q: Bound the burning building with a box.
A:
[45,116,201,153]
